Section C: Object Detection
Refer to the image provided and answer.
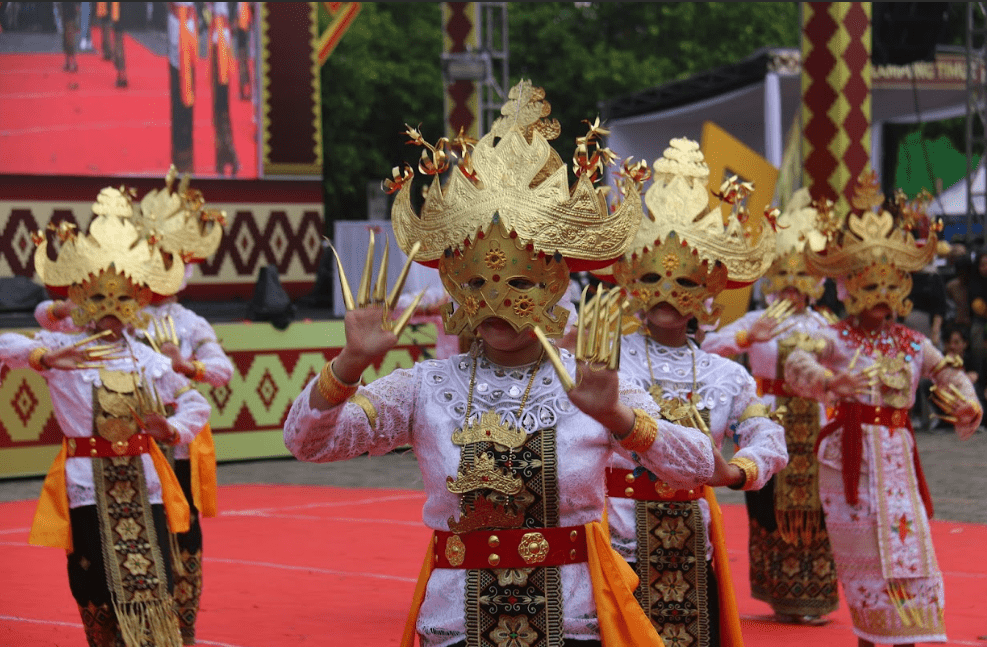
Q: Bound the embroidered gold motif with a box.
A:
[518,532,550,564]
[451,410,527,449]
[491,615,538,647]
[445,535,466,567]
[447,452,524,496]
[496,567,534,586]
[448,496,524,534]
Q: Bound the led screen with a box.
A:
[0,2,259,179]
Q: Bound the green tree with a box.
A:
[508,2,800,148]
[320,3,800,227]
[321,3,444,228]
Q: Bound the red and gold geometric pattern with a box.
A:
[802,2,872,216]
[443,2,479,141]
[0,320,438,478]
[0,181,324,300]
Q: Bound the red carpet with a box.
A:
[0,29,257,178]
[1,484,985,646]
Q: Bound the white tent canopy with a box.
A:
[602,46,977,198]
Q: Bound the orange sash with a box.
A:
[705,486,744,647]
[189,423,218,517]
[178,5,197,106]
[401,521,662,646]
[29,438,191,550]
[211,15,232,85]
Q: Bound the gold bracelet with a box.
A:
[190,360,206,382]
[738,402,770,423]
[620,409,659,453]
[46,302,60,324]
[727,456,759,490]
[931,354,963,376]
[735,329,751,349]
[317,359,360,405]
[29,347,49,372]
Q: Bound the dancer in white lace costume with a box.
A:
[783,178,982,646]
[284,82,725,647]
[6,206,210,647]
[599,139,787,647]
[702,188,840,624]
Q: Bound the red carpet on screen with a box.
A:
[1,484,985,646]
[0,28,257,178]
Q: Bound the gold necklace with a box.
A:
[447,344,546,496]
[644,336,710,435]
[451,345,544,452]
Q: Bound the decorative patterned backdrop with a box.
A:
[0,176,325,299]
[801,2,872,216]
[0,320,438,478]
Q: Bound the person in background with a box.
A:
[600,140,787,646]
[703,188,840,626]
[36,169,229,646]
[2,197,210,647]
[58,2,79,72]
[784,174,982,647]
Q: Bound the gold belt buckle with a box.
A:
[518,531,549,564]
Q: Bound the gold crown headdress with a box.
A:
[805,172,940,317]
[34,191,185,328]
[805,172,938,278]
[389,79,643,271]
[130,166,226,264]
[385,80,644,337]
[762,188,829,300]
[602,138,775,323]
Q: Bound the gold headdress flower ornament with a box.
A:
[761,187,830,301]
[33,189,185,329]
[805,171,941,318]
[387,80,644,337]
[600,138,776,325]
[130,166,226,265]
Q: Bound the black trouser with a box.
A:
[170,65,194,172]
[67,504,174,606]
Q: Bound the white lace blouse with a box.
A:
[283,347,715,647]
[34,300,231,459]
[0,330,211,507]
[608,333,788,561]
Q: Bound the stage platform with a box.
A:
[2,483,986,646]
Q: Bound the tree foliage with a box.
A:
[320,3,800,226]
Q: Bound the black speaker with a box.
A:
[0,277,47,313]
[248,265,297,330]
[871,2,949,67]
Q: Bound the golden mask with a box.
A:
[611,232,727,325]
[763,251,825,301]
[843,261,913,317]
[439,218,570,337]
[68,267,152,329]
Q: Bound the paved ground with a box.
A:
[2,427,985,524]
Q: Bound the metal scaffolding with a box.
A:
[966,2,987,241]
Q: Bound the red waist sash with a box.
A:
[755,376,792,398]
[434,525,588,569]
[67,434,152,458]
[605,467,703,502]
[815,402,933,517]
